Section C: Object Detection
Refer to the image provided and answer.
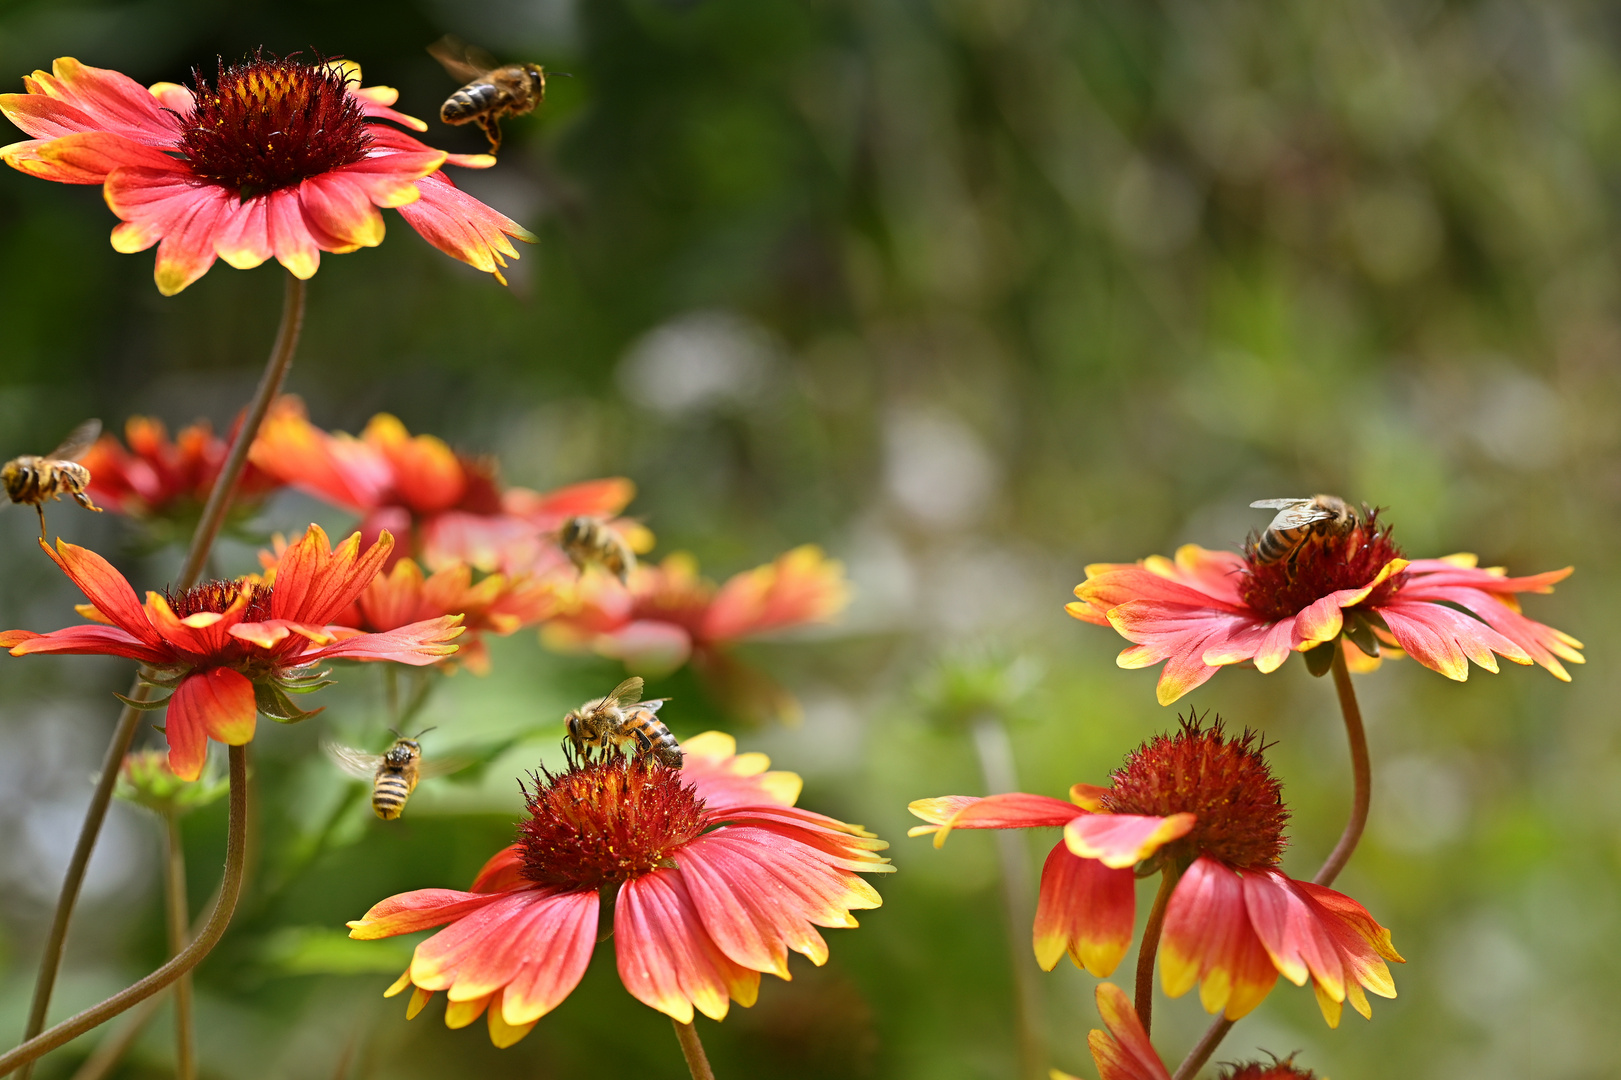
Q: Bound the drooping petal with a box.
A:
[164,668,256,781]
[394,170,536,285]
[1032,842,1134,975]
[348,888,510,939]
[0,625,171,664]
[907,793,1081,847]
[304,615,465,664]
[1159,857,1279,1020]
[1064,813,1195,869]
[1087,982,1172,1080]
[617,869,761,1023]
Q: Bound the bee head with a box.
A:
[559,517,588,546]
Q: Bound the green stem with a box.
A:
[670,1018,716,1080]
[1135,862,1181,1036]
[163,816,194,1080]
[1172,645,1374,1079]
[0,745,249,1076]
[64,995,163,1080]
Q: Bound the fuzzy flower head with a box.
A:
[82,411,282,527]
[1069,498,1582,704]
[1,55,534,293]
[348,733,892,1047]
[0,524,463,780]
[909,717,1402,1027]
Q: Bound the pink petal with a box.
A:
[617,869,760,1023]
[1064,813,1195,869]
[907,792,1082,847]
[1032,842,1134,975]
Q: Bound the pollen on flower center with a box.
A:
[517,757,708,889]
[1239,510,1406,621]
[178,53,372,197]
[164,579,272,621]
[1102,716,1288,870]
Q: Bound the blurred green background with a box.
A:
[0,0,1610,1077]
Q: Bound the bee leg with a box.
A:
[35,505,46,542]
[477,114,503,154]
[72,491,103,513]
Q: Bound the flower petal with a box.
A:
[304,615,465,664]
[42,538,161,643]
[1087,982,1172,1080]
[1033,842,1134,975]
[348,888,509,939]
[1159,857,1279,1020]
[395,170,535,284]
[1064,813,1195,869]
[617,869,761,1023]
[907,793,1081,847]
[165,668,256,781]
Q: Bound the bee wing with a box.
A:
[323,739,384,779]
[417,755,474,780]
[50,419,102,462]
[601,676,645,709]
[639,698,669,715]
[428,35,498,81]
[1249,498,1313,510]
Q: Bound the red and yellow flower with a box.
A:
[82,411,283,519]
[1063,984,1319,1080]
[543,547,850,721]
[1068,508,1582,704]
[909,720,1402,1027]
[0,525,463,779]
[249,399,637,572]
[347,733,891,1046]
[1,54,534,294]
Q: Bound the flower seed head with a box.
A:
[164,579,272,621]
[1102,715,1288,870]
[1240,509,1405,621]
[1216,1054,1318,1079]
[179,52,372,197]
[517,757,708,889]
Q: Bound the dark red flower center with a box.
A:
[456,456,505,516]
[1239,507,1406,621]
[178,53,372,197]
[1101,716,1287,870]
[517,757,708,890]
[164,580,272,622]
[1216,1055,1317,1080]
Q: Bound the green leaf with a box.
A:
[255,682,324,724]
[1343,616,1380,657]
[114,691,172,711]
[1303,641,1336,677]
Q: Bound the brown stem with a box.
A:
[164,816,194,1080]
[1172,645,1374,1079]
[969,713,1046,1080]
[64,995,163,1080]
[0,745,249,1076]
[1314,645,1370,888]
[1135,862,1181,1036]
[670,1018,717,1080]
[14,271,304,1074]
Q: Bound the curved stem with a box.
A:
[1314,645,1370,888]
[14,272,304,1073]
[0,722,250,1076]
[670,1018,716,1080]
[163,815,195,1080]
[1172,645,1374,1079]
[1135,863,1181,1036]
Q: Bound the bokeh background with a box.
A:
[0,0,1612,1077]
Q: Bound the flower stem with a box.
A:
[1314,645,1370,888]
[1172,644,1375,1079]
[64,994,162,1080]
[970,712,1046,1080]
[163,815,195,1080]
[670,1018,717,1080]
[1135,862,1181,1036]
[13,272,304,1074]
[0,718,250,1076]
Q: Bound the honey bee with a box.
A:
[564,676,683,768]
[2,419,104,540]
[324,730,467,820]
[558,516,636,583]
[1249,496,1359,566]
[428,37,547,154]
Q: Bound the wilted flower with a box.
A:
[909,719,1402,1027]
[82,412,283,523]
[1068,508,1581,704]
[543,547,850,722]
[249,400,637,571]
[1,54,533,293]
[0,525,463,779]
[348,733,891,1046]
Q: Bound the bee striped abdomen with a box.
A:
[372,770,415,820]
[1254,526,1309,565]
[442,83,502,121]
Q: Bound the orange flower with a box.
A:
[543,547,850,721]
[82,412,282,519]
[348,733,891,1046]
[1,55,533,294]
[1069,508,1582,705]
[909,720,1402,1027]
[1070,984,1322,1080]
[249,399,635,572]
[0,525,462,780]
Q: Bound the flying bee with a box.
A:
[323,730,468,820]
[2,419,104,540]
[428,36,547,155]
[564,676,683,768]
[558,515,636,584]
[1249,495,1359,566]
